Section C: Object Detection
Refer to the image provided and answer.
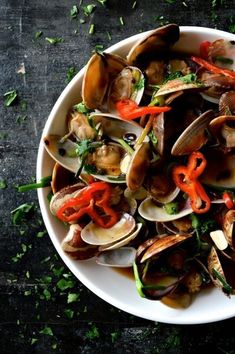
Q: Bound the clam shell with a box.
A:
[81,213,135,246]
[138,197,192,222]
[127,24,180,66]
[98,223,142,251]
[209,115,235,148]
[96,247,136,267]
[126,142,151,191]
[154,78,202,98]
[107,66,144,113]
[171,110,215,156]
[141,233,192,263]
[223,210,235,250]
[90,112,144,144]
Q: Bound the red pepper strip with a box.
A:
[187,151,207,179]
[56,182,119,228]
[116,99,171,120]
[172,152,211,214]
[222,191,235,209]
[199,41,211,59]
[191,56,235,79]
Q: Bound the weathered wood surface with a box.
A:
[1,0,235,353]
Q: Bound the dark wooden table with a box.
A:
[1,1,235,353]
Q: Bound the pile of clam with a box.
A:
[44,24,235,307]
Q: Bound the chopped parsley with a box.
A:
[45,37,64,45]
[148,130,158,145]
[89,23,95,35]
[40,326,53,336]
[85,324,100,339]
[97,0,107,5]
[70,5,79,19]
[0,179,7,189]
[164,202,179,215]
[11,203,35,225]
[119,16,124,26]
[76,139,102,176]
[64,308,74,319]
[4,89,17,107]
[34,30,43,39]
[56,278,75,291]
[83,4,96,16]
[92,44,104,54]
[16,115,27,124]
[67,292,79,303]
[134,77,145,91]
[73,102,91,114]
[179,73,197,84]
[66,67,77,82]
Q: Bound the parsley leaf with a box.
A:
[85,324,100,339]
[179,73,198,84]
[35,30,43,39]
[133,77,145,91]
[70,5,79,19]
[45,37,64,45]
[66,67,77,82]
[83,4,96,16]
[67,292,79,303]
[40,326,53,336]
[0,179,7,189]
[11,203,34,225]
[73,102,91,114]
[64,309,74,319]
[4,89,17,107]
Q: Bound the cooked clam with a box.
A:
[127,24,180,67]
[107,66,144,113]
[223,210,235,250]
[171,110,215,155]
[209,115,235,148]
[81,213,135,246]
[96,247,136,267]
[138,197,193,222]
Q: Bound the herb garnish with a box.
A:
[133,77,145,91]
[17,176,52,192]
[73,102,92,114]
[75,139,102,176]
[164,202,179,215]
[85,324,100,339]
[11,203,35,225]
[83,4,96,16]
[97,0,107,5]
[212,268,233,294]
[4,89,17,107]
[66,67,77,82]
[70,5,79,19]
[89,23,95,35]
[119,16,124,26]
[0,179,7,189]
[40,326,53,336]
[35,30,43,39]
[45,37,64,45]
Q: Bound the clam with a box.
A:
[81,213,135,246]
[44,135,127,184]
[61,111,97,142]
[208,246,235,295]
[171,110,215,155]
[207,39,235,71]
[223,210,235,250]
[107,66,145,113]
[209,115,235,148]
[51,162,77,194]
[201,149,235,189]
[99,223,142,251]
[61,224,98,260]
[127,24,180,67]
[219,91,235,115]
[50,182,85,216]
[140,233,192,263]
[138,197,193,222]
[89,112,144,144]
[198,72,235,103]
[96,247,137,267]
[153,76,203,99]
[126,142,151,191]
[82,52,127,110]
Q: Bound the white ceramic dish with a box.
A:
[37,26,235,324]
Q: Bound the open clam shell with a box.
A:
[219,91,235,115]
[107,66,144,113]
[82,52,127,110]
[138,197,193,222]
[96,247,136,267]
[126,142,151,191]
[99,223,142,251]
[81,213,135,246]
[127,24,180,67]
[171,110,215,155]
[209,115,235,148]
[223,210,235,250]
[89,112,144,144]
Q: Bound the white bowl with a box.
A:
[37,26,235,324]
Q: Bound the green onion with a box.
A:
[133,262,146,298]
[45,37,64,45]
[89,23,95,34]
[215,56,234,65]
[17,176,52,192]
[4,89,17,107]
[117,138,134,155]
[212,268,233,294]
[119,16,124,26]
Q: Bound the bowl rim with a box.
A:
[37,26,235,325]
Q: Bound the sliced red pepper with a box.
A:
[191,56,235,79]
[222,191,235,209]
[172,152,211,214]
[116,99,171,120]
[199,41,211,59]
[57,182,119,228]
